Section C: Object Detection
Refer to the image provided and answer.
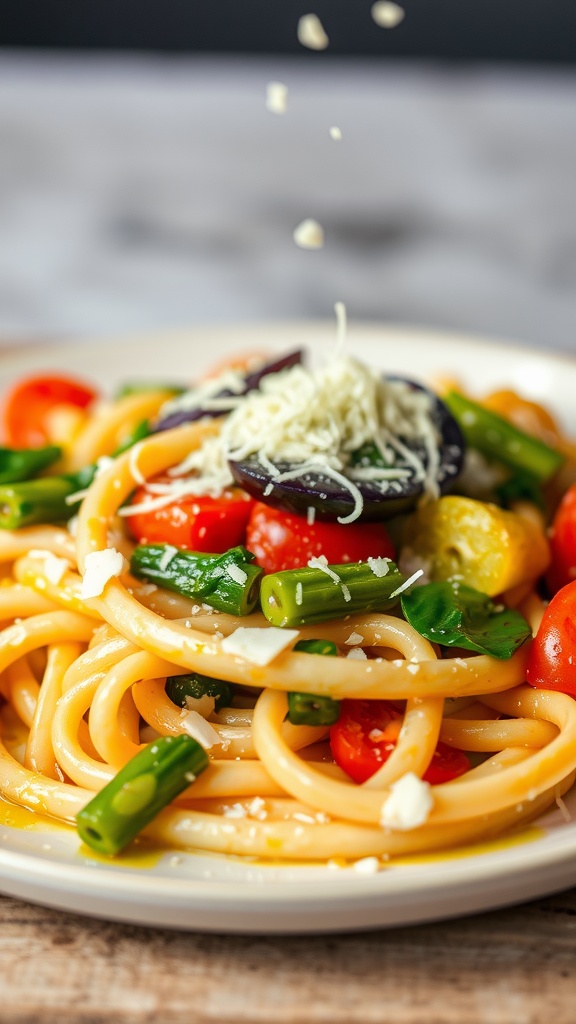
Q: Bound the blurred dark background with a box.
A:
[1,0,576,62]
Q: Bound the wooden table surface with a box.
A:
[1,888,575,1024]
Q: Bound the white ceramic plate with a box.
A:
[1,321,576,934]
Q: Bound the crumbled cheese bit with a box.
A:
[389,569,424,599]
[346,648,367,660]
[329,126,342,141]
[67,515,79,537]
[341,583,351,603]
[352,856,380,875]
[226,563,248,586]
[134,583,158,598]
[247,796,267,821]
[371,1,405,28]
[367,556,391,578]
[158,545,178,572]
[223,803,248,819]
[80,548,126,600]
[42,554,70,586]
[184,772,196,783]
[221,626,300,666]
[180,711,221,750]
[183,694,216,718]
[306,505,316,525]
[293,218,325,250]
[295,581,303,606]
[345,631,364,646]
[297,13,329,50]
[406,663,420,675]
[380,773,433,831]
[266,80,288,114]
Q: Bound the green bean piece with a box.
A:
[0,462,97,529]
[260,559,407,628]
[287,639,341,725]
[287,691,341,726]
[130,543,263,616]
[293,639,339,657]
[0,445,62,485]
[76,735,209,856]
[444,391,564,483]
[166,672,233,712]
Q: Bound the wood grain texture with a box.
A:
[1,890,576,1024]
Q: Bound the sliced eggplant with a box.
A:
[154,349,303,433]
[228,379,465,522]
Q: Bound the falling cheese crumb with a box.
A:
[371,1,405,28]
[293,218,325,250]
[266,81,289,114]
[297,13,329,50]
[329,126,342,141]
[221,626,300,666]
[380,773,433,830]
[80,548,126,599]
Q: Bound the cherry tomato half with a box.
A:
[526,579,576,696]
[245,502,395,574]
[1,374,98,448]
[330,700,469,785]
[126,480,255,554]
[547,482,576,594]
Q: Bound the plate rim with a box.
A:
[1,320,576,932]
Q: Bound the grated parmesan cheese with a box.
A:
[389,568,425,599]
[80,548,126,599]
[329,126,342,141]
[297,13,329,50]
[266,81,288,114]
[293,218,325,250]
[221,626,300,666]
[380,773,433,830]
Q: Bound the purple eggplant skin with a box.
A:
[153,350,303,433]
[228,380,466,522]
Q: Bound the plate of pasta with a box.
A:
[1,320,576,933]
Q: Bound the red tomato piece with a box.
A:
[126,481,255,554]
[245,502,395,574]
[330,700,469,785]
[1,374,97,448]
[547,483,576,594]
[526,579,576,696]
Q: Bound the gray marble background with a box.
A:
[1,54,576,353]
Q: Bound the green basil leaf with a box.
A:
[400,580,531,660]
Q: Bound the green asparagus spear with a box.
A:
[76,735,209,856]
[444,390,564,482]
[130,544,263,616]
[0,445,62,484]
[260,559,408,628]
